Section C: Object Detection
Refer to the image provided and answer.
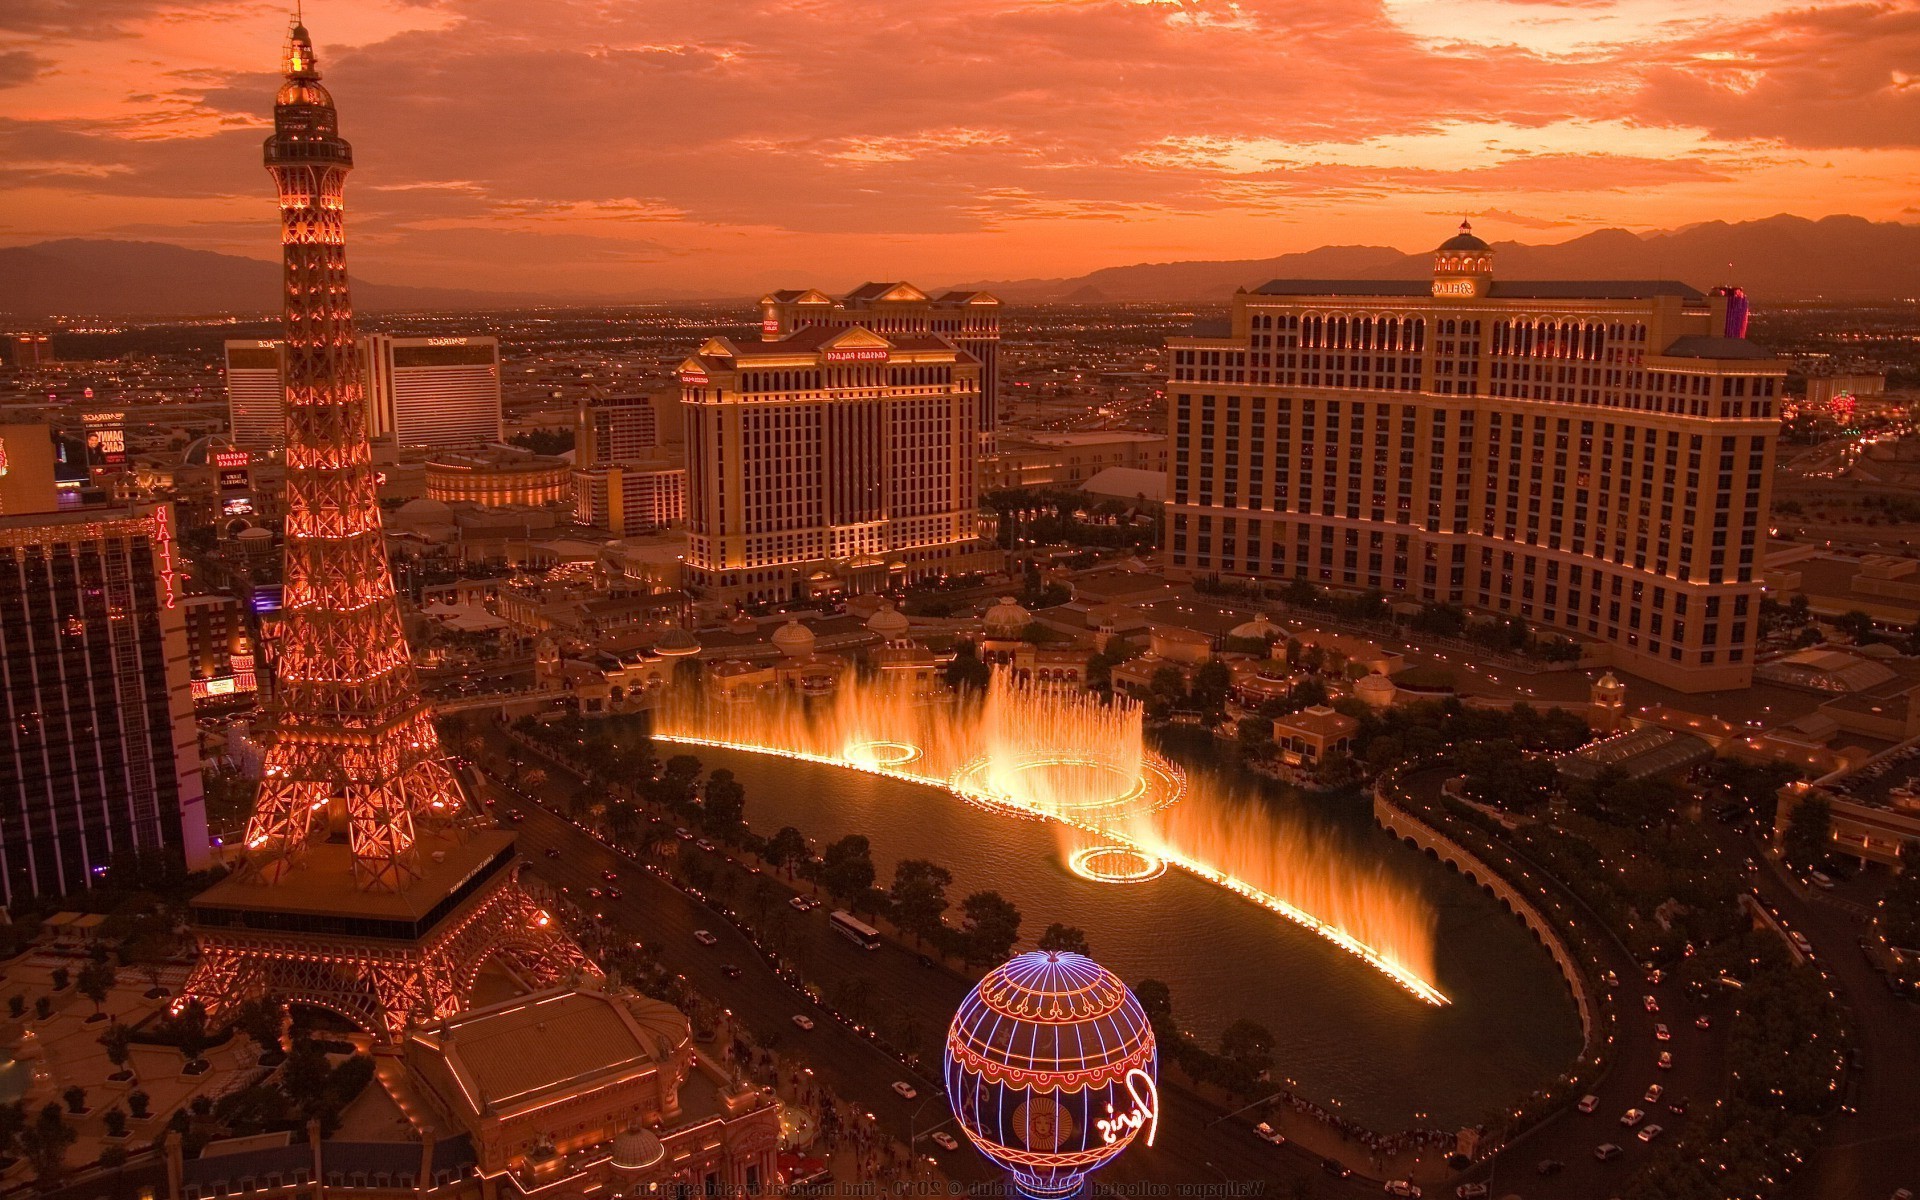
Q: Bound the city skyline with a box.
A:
[2,0,1917,295]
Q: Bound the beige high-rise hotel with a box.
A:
[680,324,992,606]
[1165,224,1785,692]
[761,283,1003,452]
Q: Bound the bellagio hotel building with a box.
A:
[679,324,993,606]
[1166,224,1786,692]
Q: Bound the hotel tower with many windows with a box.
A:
[679,324,993,605]
[1165,223,1785,692]
[760,283,1003,452]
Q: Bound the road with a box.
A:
[1395,768,1725,1200]
[476,740,1383,1196]
[1742,848,1920,1200]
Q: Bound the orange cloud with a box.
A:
[0,0,1913,294]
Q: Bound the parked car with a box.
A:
[1644,1084,1664,1105]
[1577,1094,1600,1114]
[1594,1143,1624,1162]
[1638,1124,1665,1143]
[1668,1096,1690,1115]
[1620,1108,1646,1128]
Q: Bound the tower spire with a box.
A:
[249,7,462,892]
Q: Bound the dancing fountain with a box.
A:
[655,669,1445,1005]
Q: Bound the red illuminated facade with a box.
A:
[184,23,593,1039]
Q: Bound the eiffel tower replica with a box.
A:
[184,20,595,1039]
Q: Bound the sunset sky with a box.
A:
[1,0,1915,296]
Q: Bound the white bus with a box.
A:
[830,909,881,950]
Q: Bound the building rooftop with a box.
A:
[1657,335,1781,361]
[1274,705,1357,739]
[1250,279,1706,301]
[1081,466,1166,502]
[409,988,687,1116]
[1558,727,1715,783]
[1755,648,1899,694]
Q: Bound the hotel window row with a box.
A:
[1163,230,1783,692]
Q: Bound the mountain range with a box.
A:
[2,214,1916,317]
[0,239,556,317]
[947,215,1920,303]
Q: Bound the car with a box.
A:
[1638,1124,1664,1143]
[1454,1186,1490,1200]
[1695,1014,1712,1030]
[605,887,621,900]
[1594,1143,1624,1162]
[1601,969,1619,986]
[788,895,811,911]
[1657,1051,1674,1070]
[602,869,619,882]
[1892,1189,1913,1200]
[790,1014,815,1031]
[891,1081,918,1101]
[1535,1159,1565,1176]
[721,963,741,979]
[588,887,603,899]
[1322,1159,1353,1179]
[696,838,718,852]
[1654,1022,1671,1041]
[1383,1183,1422,1198]
[1668,1096,1690,1115]
[674,827,693,841]
[1643,994,1660,1012]
[1577,1094,1601,1114]
[505,809,522,822]
[693,929,718,946]
[1644,1084,1664,1105]
[543,847,560,859]
[1809,870,1835,889]
[930,1132,959,1151]
[918,954,936,969]
[1620,1108,1646,1129]
[1789,931,1813,955]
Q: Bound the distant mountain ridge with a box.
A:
[3,214,1915,316]
[0,239,561,317]
[947,215,1920,303]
